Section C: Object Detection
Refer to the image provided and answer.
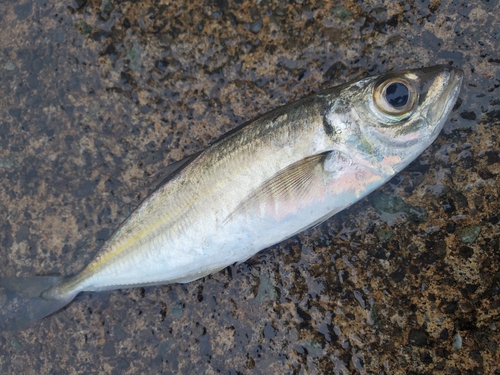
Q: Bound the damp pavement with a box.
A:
[0,0,499,374]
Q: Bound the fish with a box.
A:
[0,65,463,330]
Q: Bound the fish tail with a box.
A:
[0,275,77,330]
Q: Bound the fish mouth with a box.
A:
[441,67,463,113]
[423,66,463,140]
[435,66,463,125]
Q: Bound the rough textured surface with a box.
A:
[0,0,499,373]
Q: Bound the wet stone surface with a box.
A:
[0,0,499,374]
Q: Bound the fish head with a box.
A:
[332,65,463,176]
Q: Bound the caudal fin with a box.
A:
[0,276,77,331]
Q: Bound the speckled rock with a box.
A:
[0,0,499,374]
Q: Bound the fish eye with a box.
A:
[386,82,408,107]
[373,77,418,121]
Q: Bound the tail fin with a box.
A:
[0,276,77,331]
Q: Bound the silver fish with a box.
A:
[0,65,463,329]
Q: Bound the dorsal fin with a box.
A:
[147,151,202,193]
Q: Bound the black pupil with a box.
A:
[385,82,409,108]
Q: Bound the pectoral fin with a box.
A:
[226,152,329,221]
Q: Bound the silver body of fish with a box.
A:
[0,65,463,329]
